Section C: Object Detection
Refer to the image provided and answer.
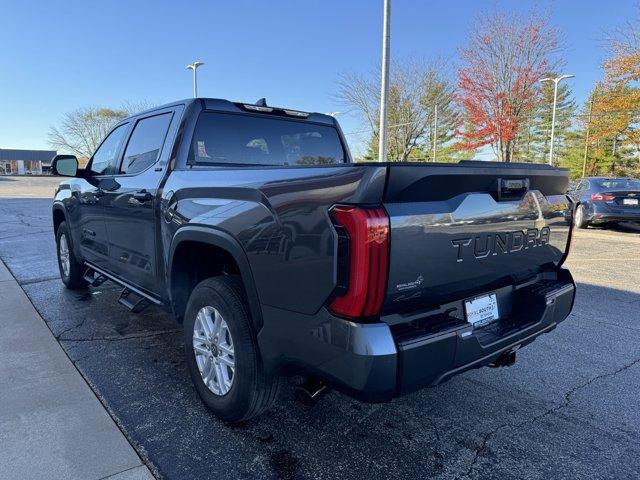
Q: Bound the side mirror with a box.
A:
[51,155,79,177]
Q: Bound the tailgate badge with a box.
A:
[396,274,424,292]
[452,227,551,263]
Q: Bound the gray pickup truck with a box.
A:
[51,98,576,422]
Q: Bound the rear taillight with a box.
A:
[591,193,615,201]
[329,205,389,318]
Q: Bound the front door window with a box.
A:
[90,124,128,175]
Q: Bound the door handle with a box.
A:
[133,190,153,202]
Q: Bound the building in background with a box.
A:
[0,149,57,175]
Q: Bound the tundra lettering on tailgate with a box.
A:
[452,227,551,263]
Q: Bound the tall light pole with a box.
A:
[186,61,204,98]
[539,74,574,165]
[432,103,438,162]
[582,94,595,177]
[378,0,391,162]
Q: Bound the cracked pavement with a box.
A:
[1,180,639,480]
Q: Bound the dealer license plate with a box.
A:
[465,293,500,327]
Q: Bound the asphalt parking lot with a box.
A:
[1,176,639,480]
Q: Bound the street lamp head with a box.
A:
[186,61,204,71]
[539,74,574,84]
[186,61,205,98]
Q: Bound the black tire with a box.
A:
[574,204,589,229]
[56,221,88,289]
[184,276,280,423]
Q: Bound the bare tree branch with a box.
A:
[337,59,457,161]
[47,101,157,158]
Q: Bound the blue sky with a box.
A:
[1,0,637,155]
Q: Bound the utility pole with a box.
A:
[432,104,438,162]
[540,74,574,165]
[582,95,594,177]
[549,80,559,165]
[378,0,391,162]
[186,61,204,98]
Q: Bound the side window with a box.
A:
[90,124,128,175]
[120,113,172,174]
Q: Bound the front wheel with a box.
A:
[184,276,281,423]
[56,221,87,289]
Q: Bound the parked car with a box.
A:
[51,98,576,422]
[568,177,640,228]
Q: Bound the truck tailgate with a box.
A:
[381,162,572,314]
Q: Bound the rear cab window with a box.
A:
[190,112,345,166]
[120,113,172,174]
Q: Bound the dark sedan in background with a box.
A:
[568,177,640,228]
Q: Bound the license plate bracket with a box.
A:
[465,293,500,327]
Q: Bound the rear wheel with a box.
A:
[184,276,280,423]
[56,221,87,289]
[574,204,589,229]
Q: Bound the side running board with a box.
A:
[118,288,150,313]
[83,262,162,314]
[83,268,108,287]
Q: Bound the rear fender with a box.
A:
[168,226,263,331]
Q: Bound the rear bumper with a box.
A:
[258,270,576,402]
[589,203,640,223]
[591,212,640,223]
[395,270,576,395]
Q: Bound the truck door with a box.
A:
[100,108,178,295]
[76,122,130,271]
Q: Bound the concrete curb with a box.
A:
[0,260,155,480]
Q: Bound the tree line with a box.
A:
[338,8,640,178]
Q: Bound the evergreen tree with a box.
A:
[514,79,576,163]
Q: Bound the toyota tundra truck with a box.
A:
[51,98,576,422]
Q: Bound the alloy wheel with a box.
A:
[59,233,70,277]
[193,306,235,395]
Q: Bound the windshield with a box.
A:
[595,178,640,190]
[190,112,346,166]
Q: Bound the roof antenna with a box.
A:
[255,98,267,107]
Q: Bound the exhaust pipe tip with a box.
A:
[294,378,329,407]
[489,350,517,368]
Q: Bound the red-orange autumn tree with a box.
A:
[455,12,562,161]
